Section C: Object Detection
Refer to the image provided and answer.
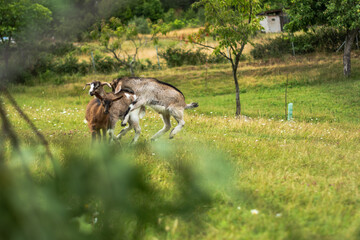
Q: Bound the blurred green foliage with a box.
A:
[0,139,233,240]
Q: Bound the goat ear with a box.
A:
[83,83,91,90]
[101,82,112,89]
[114,82,122,94]
[112,95,124,102]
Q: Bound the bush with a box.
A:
[159,47,227,67]
[54,54,83,75]
[49,42,76,56]
[134,0,164,21]
[31,53,55,75]
[164,8,176,22]
[170,19,186,30]
[128,16,151,34]
[78,60,90,75]
[93,55,121,73]
[250,27,350,59]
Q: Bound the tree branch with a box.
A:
[191,41,232,61]
[248,0,253,24]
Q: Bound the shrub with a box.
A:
[208,53,230,64]
[49,42,76,56]
[159,47,227,67]
[78,60,90,75]
[134,0,164,21]
[164,8,176,22]
[93,55,121,73]
[54,54,82,75]
[250,27,350,59]
[309,27,348,52]
[183,8,197,20]
[31,53,55,75]
[128,16,151,34]
[170,19,186,30]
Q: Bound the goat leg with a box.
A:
[121,100,145,126]
[91,132,97,144]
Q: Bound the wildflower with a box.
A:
[237,206,241,210]
[276,213,282,218]
[251,209,259,215]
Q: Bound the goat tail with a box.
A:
[139,106,146,119]
[185,102,199,109]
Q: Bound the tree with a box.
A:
[134,0,164,21]
[161,0,197,11]
[286,0,360,77]
[261,0,286,10]
[0,0,52,80]
[93,17,162,76]
[191,0,262,117]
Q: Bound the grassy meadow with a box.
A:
[2,49,360,239]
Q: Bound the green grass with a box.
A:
[2,52,360,239]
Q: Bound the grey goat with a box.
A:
[110,77,198,140]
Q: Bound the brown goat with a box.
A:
[84,82,145,143]
[85,98,109,143]
[85,92,125,143]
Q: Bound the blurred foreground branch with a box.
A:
[0,86,53,159]
[0,97,19,151]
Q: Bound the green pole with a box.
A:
[287,103,293,121]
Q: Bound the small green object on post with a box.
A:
[288,103,293,121]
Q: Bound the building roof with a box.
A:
[257,9,286,16]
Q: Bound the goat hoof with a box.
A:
[121,122,127,127]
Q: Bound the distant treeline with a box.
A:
[0,0,204,83]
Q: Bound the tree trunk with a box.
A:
[343,29,358,77]
[129,62,135,76]
[232,64,241,117]
[3,45,10,80]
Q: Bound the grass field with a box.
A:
[2,51,360,239]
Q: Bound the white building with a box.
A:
[258,9,289,33]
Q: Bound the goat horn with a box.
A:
[101,82,112,89]
[83,83,91,90]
